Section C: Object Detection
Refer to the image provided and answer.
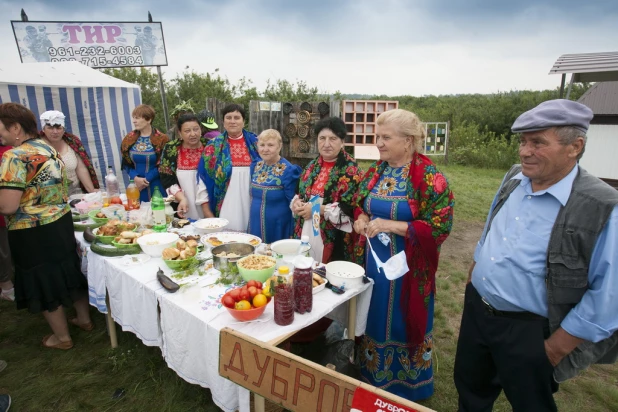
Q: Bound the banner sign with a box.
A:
[218,328,434,412]
[11,21,168,68]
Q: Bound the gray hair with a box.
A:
[554,126,587,160]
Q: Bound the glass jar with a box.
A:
[293,265,313,314]
[274,267,294,326]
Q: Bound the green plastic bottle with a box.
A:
[151,186,167,232]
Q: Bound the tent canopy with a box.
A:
[0,61,142,189]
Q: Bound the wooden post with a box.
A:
[559,73,566,99]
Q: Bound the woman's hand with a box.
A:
[365,218,389,238]
[176,198,189,218]
[353,213,370,235]
[292,198,305,217]
[298,202,313,220]
[134,177,149,191]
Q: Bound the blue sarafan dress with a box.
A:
[360,163,435,401]
[248,158,301,243]
[127,135,165,202]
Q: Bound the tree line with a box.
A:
[102,67,591,169]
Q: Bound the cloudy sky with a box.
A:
[1,0,617,96]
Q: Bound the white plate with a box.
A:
[200,232,262,248]
[313,282,326,294]
[120,254,151,266]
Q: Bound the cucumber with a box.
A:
[72,213,89,222]
[90,241,141,257]
[73,220,104,232]
[83,227,96,243]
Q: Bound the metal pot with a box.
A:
[211,243,255,279]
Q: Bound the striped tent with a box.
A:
[0,61,141,190]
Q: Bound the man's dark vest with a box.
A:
[487,164,618,382]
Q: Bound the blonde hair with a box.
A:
[258,129,282,146]
[377,109,425,153]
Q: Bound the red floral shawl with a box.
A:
[39,131,100,192]
[353,152,454,346]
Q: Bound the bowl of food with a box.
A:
[193,218,229,234]
[270,239,311,268]
[161,239,200,270]
[237,254,277,283]
[136,232,179,257]
[325,261,365,290]
[88,210,109,225]
[211,243,255,281]
[92,220,138,244]
[111,230,142,250]
[221,284,272,322]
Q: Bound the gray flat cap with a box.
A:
[511,99,593,134]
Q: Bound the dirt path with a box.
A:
[440,220,485,273]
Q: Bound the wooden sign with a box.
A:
[219,328,435,412]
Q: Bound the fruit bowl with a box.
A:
[221,291,272,322]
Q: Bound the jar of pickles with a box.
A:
[273,266,294,326]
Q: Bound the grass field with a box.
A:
[1,164,617,412]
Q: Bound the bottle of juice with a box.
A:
[126,180,140,210]
[151,186,166,232]
[274,266,294,326]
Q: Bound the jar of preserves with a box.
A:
[293,257,313,314]
[274,267,294,326]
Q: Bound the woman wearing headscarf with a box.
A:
[197,109,221,140]
[39,110,99,195]
[197,104,260,231]
[291,117,362,264]
[159,113,214,220]
[0,103,91,350]
[352,109,454,401]
[120,104,169,202]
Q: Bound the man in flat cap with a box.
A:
[454,99,618,411]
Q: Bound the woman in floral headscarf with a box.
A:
[197,104,260,231]
[39,110,99,195]
[352,109,454,401]
[291,117,362,264]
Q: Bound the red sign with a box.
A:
[351,387,421,412]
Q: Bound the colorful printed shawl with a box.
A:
[120,129,169,170]
[294,150,363,263]
[158,136,208,189]
[39,131,100,192]
[197,130,260,216]
[352,152,454,346]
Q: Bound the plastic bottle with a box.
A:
[105,166,120,198]
[274,266,294,326]
[126,180,140,210]
[151,186,166,232]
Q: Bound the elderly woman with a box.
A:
[291,117,362,264]
[159,113,214,220]
[0,103,92,350]
[352,109,454,401]
[198,104,260,231]
[39,110,99,195]
[248,129,301,243]
[121,104,169,202]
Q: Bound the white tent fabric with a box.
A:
[0,61,141,189]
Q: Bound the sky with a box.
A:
[1,0,617,96]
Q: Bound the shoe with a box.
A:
[0,394,11,412]
[41,334,73,350]
[69,318,94,332]
[0,288,14,302]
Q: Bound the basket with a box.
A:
[298,139,310,153]
[297,110,311,124]
[284,123,297,139]
[300,102,312,113]
[318,102,330,116]
[283,102,294,115]
[297,125,309,138]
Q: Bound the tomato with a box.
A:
[239,289,250,301]
[247,280,258,288]
[256,288,263,296]
[222,295,235,308]
[247,286,258,298]
[255,281,262,289]
[235,300,251,310]
[229,289,241,302]
[111,197,123,205]
[253,294,267,308]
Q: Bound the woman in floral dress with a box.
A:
[120,104,168,201]
[353,109,454,401]
[291,117,362,264]
[159,114,213,220]
[248,129,300,243]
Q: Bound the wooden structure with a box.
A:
[342,100,398,160]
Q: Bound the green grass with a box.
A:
[1,164,617,412]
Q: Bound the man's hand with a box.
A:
[544,327,585,367]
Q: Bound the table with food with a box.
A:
[70,193,374,412]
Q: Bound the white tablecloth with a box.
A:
[77,233,373,412]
